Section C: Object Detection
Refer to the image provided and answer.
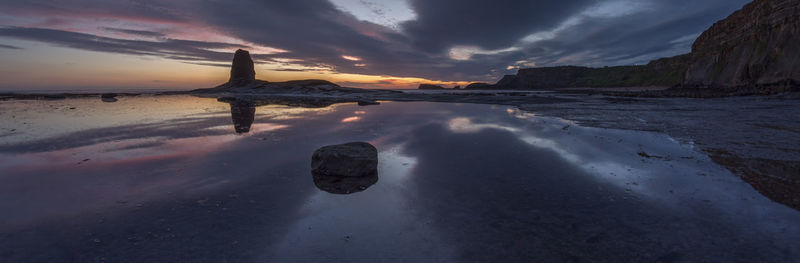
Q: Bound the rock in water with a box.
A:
[311,142,378,178]
[229,49,256,86]
[684,0,800,89]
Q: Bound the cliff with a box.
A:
[684,0,800,88]
[468,54,690,90]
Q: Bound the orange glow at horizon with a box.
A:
[0,39,471,91]
[0,8,480,92]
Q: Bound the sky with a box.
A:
[0,0,751,91]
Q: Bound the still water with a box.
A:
[0,95,798,262]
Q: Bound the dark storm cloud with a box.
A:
[0,0,186,23]
[0,0,754,83]
[190,1,384,64]
[0,43,23,49]
[182,0,752,81]
[401,0,593,53]
[499,0,751,68]
[101,27,166,38]
[0,27,244,62]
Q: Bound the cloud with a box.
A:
[101,27,165,38]
[0,0,753,84]
[499,0,751,67]
[0,27,244,62]
[182,62,230,68]
[0,0,187,24]
[0,43,22,50]
[401,0,594,53]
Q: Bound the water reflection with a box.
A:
[0,98,798,262]
[228,101,255,133]
[311,171,378,194]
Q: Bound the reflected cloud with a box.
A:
[341,116,362,123]
[447,117,519,133]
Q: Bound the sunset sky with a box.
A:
[0,0,749,91]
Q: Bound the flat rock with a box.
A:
[311,142,378,178]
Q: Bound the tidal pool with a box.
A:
[0,95,798,262]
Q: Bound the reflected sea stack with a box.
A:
[229,101,255,134]
[311,142,379,194]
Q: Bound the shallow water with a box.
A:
[0,95,798,262]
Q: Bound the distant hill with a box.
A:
[418,84,447,90]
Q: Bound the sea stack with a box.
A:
[229,49,256,86]
[684,0,800,89]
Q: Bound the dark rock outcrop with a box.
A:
[453,85,461,90]
[229,49,256,86]
[684,0,800,89]
[311,142,379,194]
[464,82,494,90]
[418,84,447,90]
[311,142,378,178]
